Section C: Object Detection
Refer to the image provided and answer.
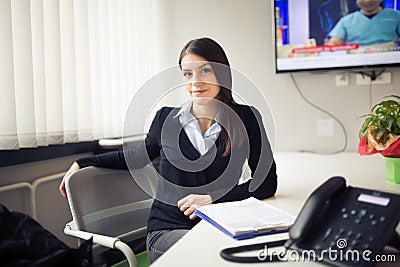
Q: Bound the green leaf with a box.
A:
[358,114,374,119]
[385,117,395,130]
[385,95,400,101]
[375,128,387,141]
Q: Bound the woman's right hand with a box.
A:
[59,162,80,198]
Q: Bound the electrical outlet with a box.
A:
[317,119,334,137]
[335,73,349,86]
[356,72,392,85]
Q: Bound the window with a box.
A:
[0,0,158,150]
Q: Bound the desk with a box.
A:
[151,152,400,267]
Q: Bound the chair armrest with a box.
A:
[64,223,119,248]
[64,223,139,267]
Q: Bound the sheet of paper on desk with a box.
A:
[194,197,296,240]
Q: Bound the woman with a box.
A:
[59,37,277,263]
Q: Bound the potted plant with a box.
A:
[358,95,400,183]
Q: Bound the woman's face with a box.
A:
[181,54,221,101]
[357,0,382,14]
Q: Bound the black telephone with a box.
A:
[220,176,400,266]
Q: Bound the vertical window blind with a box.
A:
[0,0,157,150]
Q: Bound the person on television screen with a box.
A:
[318,0,359,43]
[58,37,278,263]
[325,0,400,46]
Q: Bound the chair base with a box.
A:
[112,251,149,267]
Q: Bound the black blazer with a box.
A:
[77,104,277,232]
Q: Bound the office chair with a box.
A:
[64,166,158,267]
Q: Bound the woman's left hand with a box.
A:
[177,194,212,220]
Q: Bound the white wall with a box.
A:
[153,0,399,153]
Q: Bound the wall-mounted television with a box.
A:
[274,0,400,73]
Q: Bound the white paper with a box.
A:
[196,197,296,236]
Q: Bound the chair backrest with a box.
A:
[65,165,157,243]
[0,182,32,216]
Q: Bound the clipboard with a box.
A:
[194,197,295,240]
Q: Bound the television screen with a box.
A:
[274,0,400,73]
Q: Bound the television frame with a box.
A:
[272,0,400,74]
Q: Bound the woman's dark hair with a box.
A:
[178,37,244,156]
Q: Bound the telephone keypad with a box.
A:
[339,205,388,227]
[320,228,373,252]
[318,203,390,254]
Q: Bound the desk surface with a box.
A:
[151,152,400,267]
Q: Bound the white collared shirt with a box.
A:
[174,101,221,156]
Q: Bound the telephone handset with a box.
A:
[289,176,346,243]
[220,176,400,266]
